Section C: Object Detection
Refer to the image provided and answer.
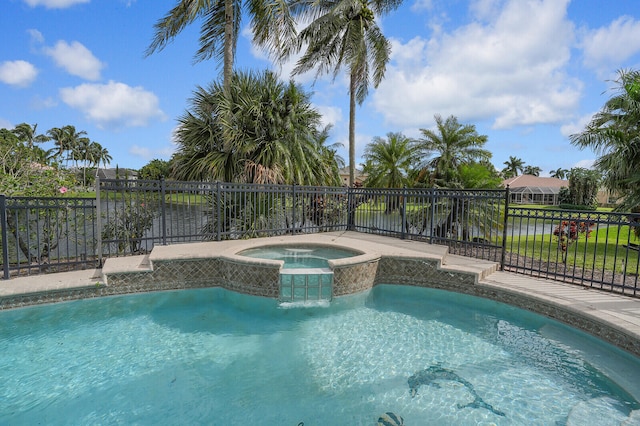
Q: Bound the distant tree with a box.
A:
[11,123,49,151]
[523,165,542,176]
[561,168,601,208]
[550,168,569,179]
[416,114,491,188]
[458,162,503,189]
[502,156,525,178]
[139,159,172,180]
[570,69,640,213]
[362,132,416,189]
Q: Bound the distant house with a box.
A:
[338,168,367,187]
[96,168,138,181]
[502,174,568,205]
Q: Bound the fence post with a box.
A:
[216,182,221,241]
[95,175,103,268]
[401,186,408,240]
[500,185,510,270]
[292,184,296,232]
[429,188,436,244]
[346,186,355,231]
[160,177,167,245]
[1,195,9,279]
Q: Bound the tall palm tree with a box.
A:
[571,68,640,212]
[362,132,415,189]
[146,0,295,90]
[283,0,402,187]
[502,156,525,179]
[549,168,569,179]
[11,123,49,151]
[416,114,491,188]
[523,165,542,176]
[46,125,90,168]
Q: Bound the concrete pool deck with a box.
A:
[1,231,640,358]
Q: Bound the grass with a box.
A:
[505,223,639,275]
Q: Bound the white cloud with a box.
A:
[316,105,343,129]
[45,40,104,81]
[59,81,166,129]
[27,29,44,44]
[129,144,174,162]
[373,0,581,130]
[573,159,595,169]
[560,113,594,138]
[0,60,38,87]
[580,16,640,74]
[23,0,89,9]
[0,119,13,130]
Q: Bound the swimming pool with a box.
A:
[1,285,639,425]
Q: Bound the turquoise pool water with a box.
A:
[1,285,639,425]
[239,246,359,268]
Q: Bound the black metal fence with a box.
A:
[1,179,639,296]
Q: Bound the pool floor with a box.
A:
[1,285,639,425]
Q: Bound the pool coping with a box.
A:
[1,231,640,358]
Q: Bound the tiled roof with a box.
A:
[503,174,568,189]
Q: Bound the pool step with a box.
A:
[279,268,333,304]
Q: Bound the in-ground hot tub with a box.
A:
[238,245,361,269]
[237,244,368,304]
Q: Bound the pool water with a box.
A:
[239,246,358,268]
[1,285,640,425]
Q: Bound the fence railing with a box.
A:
[1,179,639,296]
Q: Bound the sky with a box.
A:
[1,0,640,177]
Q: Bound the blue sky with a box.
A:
[2,0,640,176]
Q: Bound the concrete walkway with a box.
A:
[1,232,639,358]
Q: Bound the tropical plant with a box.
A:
[458,162,503,189]
[172,70,339,186]
[549,168,569,179]
[362,132,415,189]
[562,167,601,208]
[146,0,295,90]
[523,165,542,176]
[570,69,640,216]
[282,0,402,187]
[502,156,525,178]
[139,159,173,180]
[416,114,491,188]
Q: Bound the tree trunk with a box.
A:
[223,0,234,91]
[349,72,356,187]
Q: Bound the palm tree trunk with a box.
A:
[223,0,234,91]
[349,72,356,187]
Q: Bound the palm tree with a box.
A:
[502,156,525,179]
[549,168,569,179]
[523,165,542,176]
[11,123,49,151]
[172,70,338,186]
[146,0,295,90]
[283,0,402,187]
[416,114,491,188]
[46,125,89,168]
[571,69,640,212]
[362,132,415,189]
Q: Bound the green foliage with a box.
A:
[458,162,502,189]
[416,114,491,188]
[565,168,600,208]
[102,202,157,254]
[362,132,416,189]
[570,69,640,212]
[139,159,172,180]
[172,70,339,186]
